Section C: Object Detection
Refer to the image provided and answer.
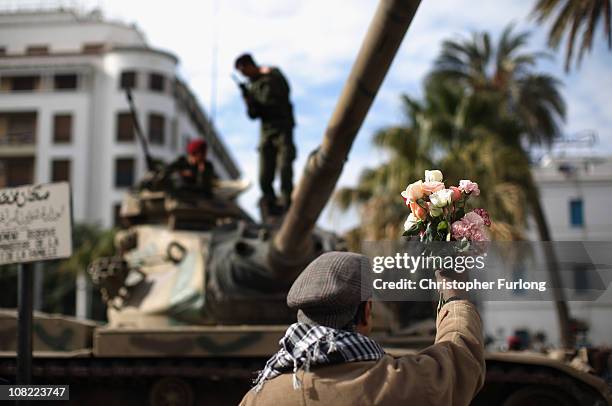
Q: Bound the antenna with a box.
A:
[209,0,220,127]
[125,88,155,172]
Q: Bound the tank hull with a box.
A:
[1,315,610,406]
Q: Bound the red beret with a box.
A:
[187,139,207,155]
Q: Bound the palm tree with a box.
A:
[334,125,433,241]
[334,80,528,242]
[432,24,566,145]
[431,25,573,348]
[59,224,116,275]
[532,0,612,71]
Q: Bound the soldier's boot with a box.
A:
[279,193,292,212]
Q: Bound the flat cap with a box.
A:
[287,251,371,329]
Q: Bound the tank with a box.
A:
[1,0,611,404]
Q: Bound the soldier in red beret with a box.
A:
[159,138,218,198]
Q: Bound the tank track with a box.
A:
[0,356,266,405]
[473,360,610,406]
[1,357,608,405]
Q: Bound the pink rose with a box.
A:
[459,180,480,196]
[401,180,424,203]
[450,186,462,202]
[410,201,427,220]
[421,181,445,195]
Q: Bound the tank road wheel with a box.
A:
[502,385,576,406]
[150,377,194,406]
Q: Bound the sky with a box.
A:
[26,0,612,231]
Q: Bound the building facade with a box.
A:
[483,153,612,347]
[0,8,240,228]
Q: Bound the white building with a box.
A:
[483,153,612,347]
[0,8,240,228]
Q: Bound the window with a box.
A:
[149,73,165,92]
[54,74,78,90]
[116,112,135,142]
[115,158,135,188]
[82,43,105,54]
[51,159,70,182]
[10,76,39,91]
[1,112,37,144]
[120,71,137,89]
[0,157,34,187]
[148,113,165,145]
[569,199,584,227]
[53,114,72,143]
[26,45,49,55]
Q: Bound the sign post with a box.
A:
[17,263,33,385]
[0,182,73,386]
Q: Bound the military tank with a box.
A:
[1,0,611,404]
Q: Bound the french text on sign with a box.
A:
[0,182,72,265]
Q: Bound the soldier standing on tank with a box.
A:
[234,53,296,216]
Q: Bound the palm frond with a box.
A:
[532,0,612,71]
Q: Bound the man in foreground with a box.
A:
[234,53,296,215]
[240,252,485,406]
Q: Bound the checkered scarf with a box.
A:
[253,322,385,392]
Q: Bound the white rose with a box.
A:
[424,169,443,183]
[404,213,418,231]
[430,189,453,208]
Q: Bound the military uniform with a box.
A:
[159,157,218,198]
[245,67,296,208]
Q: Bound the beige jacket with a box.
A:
[240,301,485,406]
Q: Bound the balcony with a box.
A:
[0,73,81,93]
[0,131,36,146]
[0,112,37,156]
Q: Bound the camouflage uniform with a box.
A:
[245,68,296,207]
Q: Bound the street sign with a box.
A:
[0,182,73,387]
[0,182,73,265]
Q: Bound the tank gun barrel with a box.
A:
[270,0,422,272]
[125,88,156,172]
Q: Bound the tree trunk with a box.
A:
[527,173,574,349]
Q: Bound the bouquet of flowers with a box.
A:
[401,170,491,243]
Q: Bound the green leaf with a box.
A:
[454,207,465,222]
[437,220,448,232]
